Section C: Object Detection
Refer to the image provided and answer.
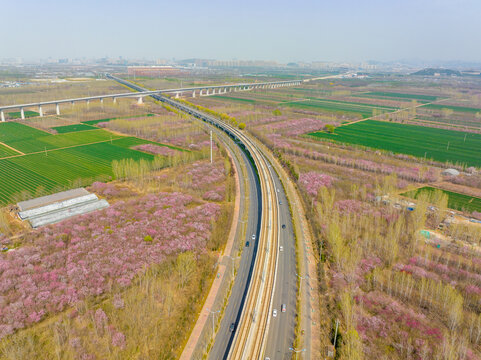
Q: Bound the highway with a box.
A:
[263,162,297,360]
[108,75,297,359]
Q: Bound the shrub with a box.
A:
[325,124,336,133]
[273,109,282,116]
[144,235,153,242]
[238,122,246,130]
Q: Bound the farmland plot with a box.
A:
[309,120,481,167]
[402,186,481,213]
[0,141,156,205]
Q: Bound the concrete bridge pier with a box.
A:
[86,100,90,107]
[38,106,43,117]
[113,97,117,104]
[100,98,104,105]
[71,101,75,107]
[1,111,4,122]
[175,92,180,99]
[56,104,60,115]
[192,90,196,98]
[137,97,143,105]
[21,108,25,120]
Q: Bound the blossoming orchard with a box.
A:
[0,191,221,338]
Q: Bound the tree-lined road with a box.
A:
[108,75,300,359]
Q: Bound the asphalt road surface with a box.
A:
[263,161,297,359]
[209,146,262,360]
[107,74,298,359]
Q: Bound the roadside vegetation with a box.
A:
[0,98,236,358]
[187,74,481,359]
[2,72,481,359]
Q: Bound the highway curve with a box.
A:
[108,74,297,359]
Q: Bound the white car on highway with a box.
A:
[272,309,277,317]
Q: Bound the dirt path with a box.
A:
[0,137,124,160]
[281,98,311,105]
[339,97,453,127]
[0,142,24,155]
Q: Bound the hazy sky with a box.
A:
[2,0,481,63]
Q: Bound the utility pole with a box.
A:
[227,255,240,279]
[207,308,219,340]
[210,130,213,164]
[333,319,339,347]
[296,273,308,297]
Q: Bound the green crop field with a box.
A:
[402,186,481,213]
[354,91,438,101]
[51,124,97,133]
[304,97,397,110]
[0,121,178,205]
[82,113,155,125]
[7,110,40,119]
[0,122,50,145]
[111,137,185,151]
[422,104,481,114]
[283,99,397,117]
[0,139,164,205]
[0,144,20,158]
[308,120,481,167]
[0,123,123,153]
[211,95,258,104]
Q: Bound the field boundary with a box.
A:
[339,96,452,126]
[0,142,24,155]
[309,119,481,167]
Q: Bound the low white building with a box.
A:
[442,168,460,177]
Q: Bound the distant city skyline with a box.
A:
[3,0,481,63]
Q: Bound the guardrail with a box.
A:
[110,76,280,359]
